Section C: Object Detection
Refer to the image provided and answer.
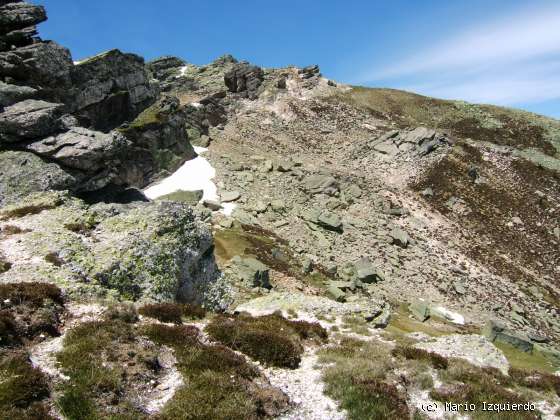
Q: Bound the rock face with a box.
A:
[70,49,157,131]
[0,2,195,202]
[117,96,196,187]
[224,62,264,99]
[0,1,46,50]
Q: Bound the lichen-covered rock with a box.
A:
[0,150,77,206]
[27,127,128,173]
[0,195,220,304]
[70,49,157,131]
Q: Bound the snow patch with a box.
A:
[143,146,236,215]
[432,306,465,325]
[176,65,188,78]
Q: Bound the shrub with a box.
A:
[103,303,138,323]
[0,283,63,307]
[0,311,20,347]
[0,352,50,410]
[139,302,207,324]
[141,324,199,347]
[509,367,560,396]
[178,344,259,380]
[391,345,448,369]
[205,313,326,368]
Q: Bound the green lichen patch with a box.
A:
[0,191,67,221]
[205,312,327,368]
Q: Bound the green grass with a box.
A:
[143,323,289,419]
[317,337,410,419]
[205,312,327,368]
[55,319,149,419]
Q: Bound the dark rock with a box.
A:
[70,49,157,131]
[482,320,534,353]
[0,2,46,34]
[0,99,64,142]
[528,333,549,344]
[224,62,264,99]
[0,25,40,50]
[146,55,187,81]
[116,96,196,187]
[0,41,73,100]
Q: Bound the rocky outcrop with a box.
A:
[224,62,264,99]
[117,96,196,187]
[70,49,157,131]
[0,41,73,101]
[0,1,46,50]
[0,193,221,304]
[371,127,452,157]
[0,2,198,201]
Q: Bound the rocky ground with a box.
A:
[1,1,559,419]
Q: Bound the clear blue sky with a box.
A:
[33,0,560,119]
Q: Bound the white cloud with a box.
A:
[366,3,560,106]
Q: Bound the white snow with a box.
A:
[432,306,465,325]
[143,146,236,215]
[177,65,188,78]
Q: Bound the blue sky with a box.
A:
[33,0,560,119]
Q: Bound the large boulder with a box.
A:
[482,320,534,353]
[224,62,264,99]
[70,49,157,131]
[0,99,64,142]
[27,127,128,173]
[303,174,339,196]
[0,195,220,304]
[116,96,196,187]
[0,150,77,206]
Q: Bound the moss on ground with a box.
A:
[55,316,155,419]
[205,312,327,368]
